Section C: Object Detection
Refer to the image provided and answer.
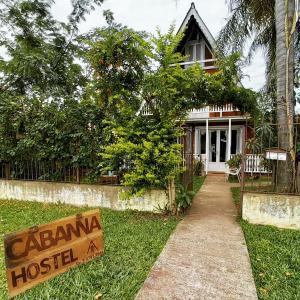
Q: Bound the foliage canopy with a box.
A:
[0,1,258,195]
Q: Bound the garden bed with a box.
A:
[231,187,300,299]
[0,200,180,299]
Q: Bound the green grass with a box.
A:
[231,188,300,300]
[228,175,271,184]
[0,200,180,300]
[231,186,241,206]
[192,176,205,194]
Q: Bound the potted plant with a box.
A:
[226,154,243,170]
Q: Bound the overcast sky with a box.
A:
[52,0,265,91]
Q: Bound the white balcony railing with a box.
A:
[178,58,217,70]
[191,104,238,113]
[188,104,240,119]
[139,102,240,117]
[170,58,218,70]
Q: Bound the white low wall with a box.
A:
[243,192,300,230]
[0,180,170,213]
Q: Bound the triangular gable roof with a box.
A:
[177,2,215,48]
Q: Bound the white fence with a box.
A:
[245,154,270,174]
[194,154,270,174]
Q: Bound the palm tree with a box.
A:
[218,0,299,192]
[217,0,276,85]
[275,0,297,192]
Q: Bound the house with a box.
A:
[177,3,250,173]
[140,3,264,175]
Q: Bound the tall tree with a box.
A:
[219,0,300,192]
[0,0,105,174]
[276,0,297,191]
[217,0,276,84]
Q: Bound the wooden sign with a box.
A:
[4,209,104,298]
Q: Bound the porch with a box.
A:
[190,118,245,173]
[186,117,269,174]
[193,154,270,175]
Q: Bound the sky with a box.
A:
[52,0,267,92]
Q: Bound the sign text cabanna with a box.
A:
[4,209,104,298]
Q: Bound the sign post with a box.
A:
[4,209,104,298]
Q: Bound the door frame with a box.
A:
[195,125,244,172]
[208,129,227,172]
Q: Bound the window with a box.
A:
[195,129,206,157]
[185,41,203,62]
[231,130,237,155]
[186,44,193,61]
[200,131,206,154]
[231,129,241,154]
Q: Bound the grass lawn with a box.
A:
[0,200,180,300]
[231,187,300,300]
[228,175,271,184]
[192,176,205,194]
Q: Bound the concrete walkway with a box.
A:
[135,175,258,300]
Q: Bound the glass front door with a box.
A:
[209,130,228,171]
[219,130,227,162]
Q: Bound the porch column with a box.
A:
[227,118,232,161]
[205,119,209,174]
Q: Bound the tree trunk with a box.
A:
[275,0,296,192]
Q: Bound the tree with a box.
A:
[217,0,276,84]
[0,0,105,100]
[219,0,300,192]
[275,0,298,192]
[91,25,257,197]
[0,0,105,179]
[0,2,257,198]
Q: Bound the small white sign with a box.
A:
[266,151,287,161]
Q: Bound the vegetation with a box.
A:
[226,153,243,169]
[242,221,300,300]
[175,184,195,212]
[0,1,257,198]
[0,200,180,299]
[192,176,205,194]
[231,187,300,300]
[219,0,300,193]
[217,0,276,83]
[194,159,204,176]
[0,0,106,178]
[98,37,258,196]
[274,0,298,192]
[175,176,205,213]
[231,186,241,205]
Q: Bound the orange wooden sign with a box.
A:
[4,209,104,298]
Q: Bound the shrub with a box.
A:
[176,183,195,213]
[226,154,243,169]
[194,158,204,176]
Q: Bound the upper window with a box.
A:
[185,41,203,62]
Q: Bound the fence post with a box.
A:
[76,167,80,184]
[240,152,246,216]
[5,163,10,179]
[168,179,176,214]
